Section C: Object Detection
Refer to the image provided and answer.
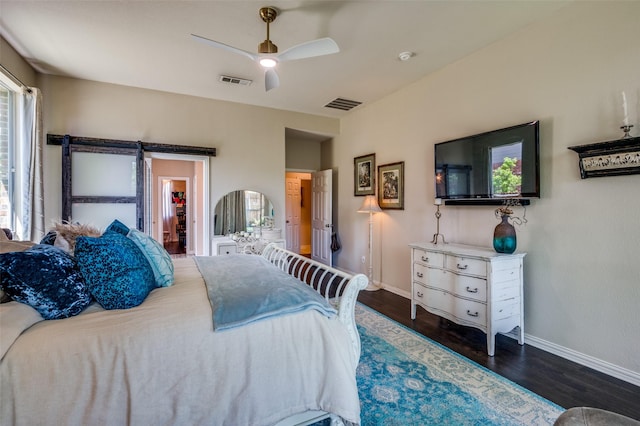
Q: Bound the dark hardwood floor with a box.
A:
[357,289,640,421]
[164,241,185,255]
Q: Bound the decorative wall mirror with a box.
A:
[213,190,274,236]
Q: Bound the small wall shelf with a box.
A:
[444,198,531,206]
[568,136,640,179]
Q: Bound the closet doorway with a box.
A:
[149,153,209,256]
[285,172,312,256]
[158,177,190,255]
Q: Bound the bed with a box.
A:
[0,243,368,426]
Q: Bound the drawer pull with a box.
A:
[416,272,424,278]
[466,310,479,317]
[417,291,423,298]
[466,286,478,293]
[457,263,468,270]
[421,255,429,262]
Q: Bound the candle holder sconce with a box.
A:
[568,134,640,179]
[431,203,447,244]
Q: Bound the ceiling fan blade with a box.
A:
[191,34,257,62]
[276,37,339,62]
[265,69,280,91]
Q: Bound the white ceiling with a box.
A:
[0,1,569,119]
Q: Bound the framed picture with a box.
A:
[354,153,376,196]
[378,161,404,210]
[172,191,185,204]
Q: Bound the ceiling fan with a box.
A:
[192,6,339,91]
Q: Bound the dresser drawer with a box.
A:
[445,255,487,277]
[429,270,487,303]
[412,262,439,285]
[216,243,238,255]
[492,298,521,320]
[413,282,428,302]
[413,249,444,267]
[493,267,520,284]
[492,284,520,301]
[418,287,487,327]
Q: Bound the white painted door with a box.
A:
[144,158,153,235]
[311,169,332,266]
[285,177,301,253]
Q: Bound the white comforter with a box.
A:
[0,257,360,426]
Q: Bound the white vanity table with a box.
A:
[409,242,525,356]
[213,189,284,255]
[211,229,284,255]
[211,237,239,255]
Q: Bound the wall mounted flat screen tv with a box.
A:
[435,120,540,203]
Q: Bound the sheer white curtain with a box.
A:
[162,180,172,239]
[214,191,246,235]
[14,87,44,241]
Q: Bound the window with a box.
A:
[245,190,263,233]
[0,69,45,241]
[490,141,523,196]
[0,80,15,230]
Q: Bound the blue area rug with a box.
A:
[355,303,564,425]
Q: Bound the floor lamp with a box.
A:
[358,195,382,291]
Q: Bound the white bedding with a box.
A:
[0,257,361,425]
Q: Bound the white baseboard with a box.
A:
[376,282,411,299]
[380,283,640,388]
[521,334,640,387]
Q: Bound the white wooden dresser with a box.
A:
[409,242,526,356]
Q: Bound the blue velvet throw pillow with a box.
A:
[105,219,130,236]
[75,230,155,310]
[127,229,174,288]
[0,244,92,319]
[39,230,57,246]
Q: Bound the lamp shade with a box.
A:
[358,195,382,213]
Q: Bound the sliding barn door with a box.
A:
[62,137,143,230]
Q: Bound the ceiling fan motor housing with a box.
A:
[258,7,278,54]
[258,39,278,54]
[259,7,277,23]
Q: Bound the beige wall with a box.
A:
[0,36,37,87]
[37,75,339,237]
[286,137,322,171]
[331,1,640,378]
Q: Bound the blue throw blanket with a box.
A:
[194,255,337,331]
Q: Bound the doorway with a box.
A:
[285,172,311,255]
[284,128,334,264]
[159,178,189,255]
[150,154,210,256]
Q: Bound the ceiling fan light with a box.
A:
[259,57,278,68]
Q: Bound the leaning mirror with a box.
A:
[213,190,274,236]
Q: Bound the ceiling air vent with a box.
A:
[219,75,252,86]
[324,98,362,111]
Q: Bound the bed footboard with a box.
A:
[261,244,369,364]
